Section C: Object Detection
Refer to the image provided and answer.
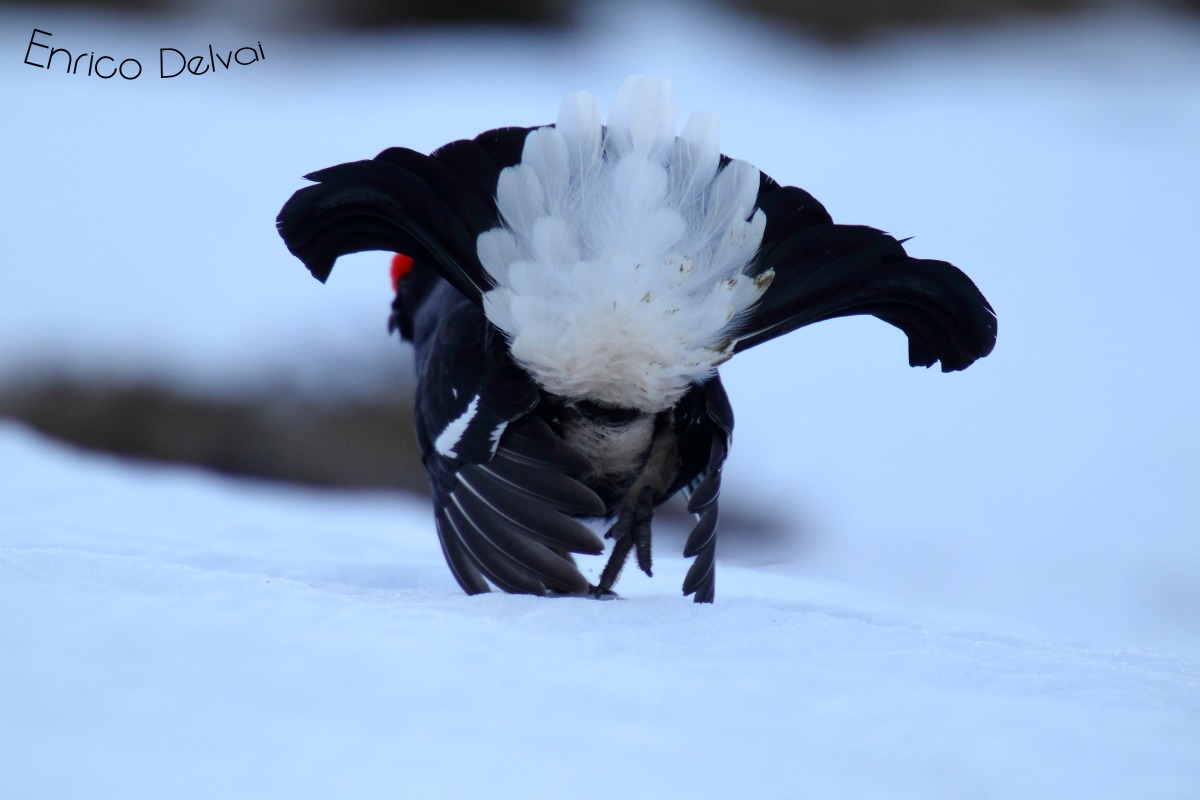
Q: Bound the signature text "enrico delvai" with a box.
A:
[23,29,265,80]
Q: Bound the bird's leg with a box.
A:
[630,485,655,577]
[565,407,678,599]
[594,533,633,597]
[594,485,656,597]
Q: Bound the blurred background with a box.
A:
[2,0,1198,653]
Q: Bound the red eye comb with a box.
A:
[390,253,414,292]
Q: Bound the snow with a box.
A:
[3,2,1200,796]
[3,422,1199,798]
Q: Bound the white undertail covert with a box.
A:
[479,75,772,412]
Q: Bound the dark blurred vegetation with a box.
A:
[7,0,1198,39]
[736,0,1091,40]
[0,377,429,493]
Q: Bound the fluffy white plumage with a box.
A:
[480,75,772,412]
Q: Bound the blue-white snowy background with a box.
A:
[2,2,1199,798]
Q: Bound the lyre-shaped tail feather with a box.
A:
[276,132,535,303]
[734,186,997,370]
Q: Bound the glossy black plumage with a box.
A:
[278,122,996,603]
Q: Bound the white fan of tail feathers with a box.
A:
[479,75,772,413]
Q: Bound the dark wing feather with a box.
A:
[434,506,491,595]
[448,474,592,594]
[414,282,605,596]
[441,500,549,595]
[671,377,734,604]
[736,183,997,371]
[427,416,606,596]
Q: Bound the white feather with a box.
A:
[478,76,769,412]
[434,395,481,458]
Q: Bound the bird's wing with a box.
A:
[414,285,606,596]
[670,376,735,603]
[734,181,997,371]
[276,127,535,303]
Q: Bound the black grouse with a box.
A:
[277,76,996,602]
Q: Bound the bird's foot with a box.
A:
[589,584,621,600]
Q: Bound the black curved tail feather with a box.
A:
[739,187,997,372]
[276,127,536,303]
[276,156,490,301]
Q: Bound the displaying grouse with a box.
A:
[277,75,996,602]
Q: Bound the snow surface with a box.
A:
[3,422,1199,799]
[3,2,1200,796]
